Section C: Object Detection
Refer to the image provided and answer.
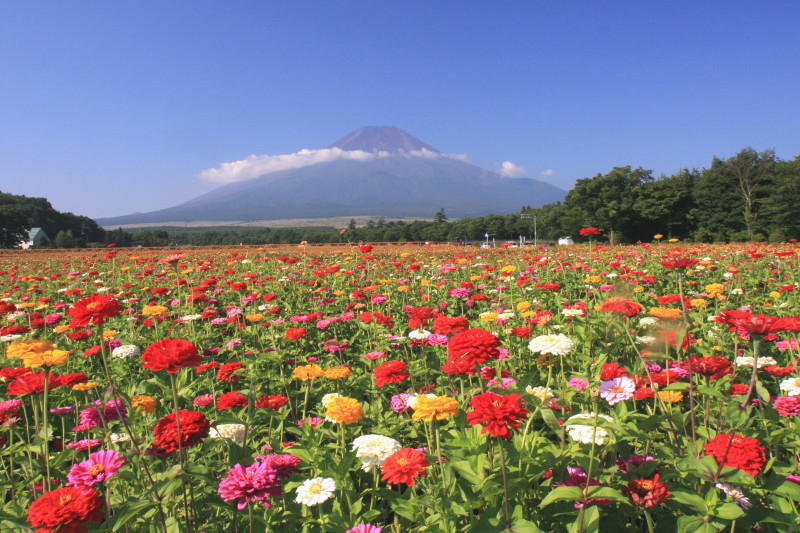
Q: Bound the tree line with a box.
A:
[2,147,798,248]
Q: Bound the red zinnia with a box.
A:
[703,433,766,476]
[432,315,469,336]
[715,310,796,336]
[151,410,210,455]
[466,392,528,440]
[579,227,601,236]
[285,327,306,340]
[509,327,531,338]
[255,394,289,410]
[622,474,671,508]
[684,356,732,380]
[373,360,409,388]
[5,371,59,396]
[216,391,248,410]
[599,297,642,317]
[659,257,698,269]
[380,448,429,486]
[216,361,245,382]
[66,294,122,328]
[141,338,202,373]
[443,328,501,375]
[600,362,628,381]
[27,486,104,533]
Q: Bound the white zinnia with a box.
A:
[565,413,613,445]
[638,317,659,328]
[321,393,343,408]
[528,334,575,356]
[525,386,554,403]
[404,393,436,410]
[735,356,777,369]
[295,477,336,506]
[408,329,431,340]
[209,424,247,444]
[351,434,402,472]
[111,345,141,359]
[779,377,800,396]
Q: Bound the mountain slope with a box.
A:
[97,127,565,225]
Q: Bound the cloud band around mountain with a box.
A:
[198,148,467,184]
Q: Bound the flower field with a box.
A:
[3,242,800,532]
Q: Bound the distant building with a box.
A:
[20,227,49,249]
[557,236,574,245]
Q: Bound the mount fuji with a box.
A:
[97,126,565,225]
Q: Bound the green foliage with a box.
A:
[0,190,106,247]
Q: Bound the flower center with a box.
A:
[307,482,322,494]
[89,463,105,476]
[395,458,410,467]
[610,385,624,394]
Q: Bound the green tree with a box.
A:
[433,208,448,223]
[634,169,698,240]
[694,148,775,241]
[565,166,654,244]
[0,205,30,248]
[760,156,800,240]
[54,230,78,248]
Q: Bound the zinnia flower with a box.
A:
[141,338,202,373]
[527,334,574,356]
[150,410,210,455]
[704,433,766,476]
[218,454,299,509]
[565,413,613,445]
[325,396,363,424]
[373,360,409,388]
[347,524,382,533]
[351,434,402,472]
[466,391,528,439]
[598,376,636,406]
[67,449,126,489]
[27,486,104,533]
[600,297,642,317]
[443,328,501,375]
[380,448,429,486]
[66,294,122,328]
[622,474,670,508]
[411,395,458,422]
[295,477,336,506]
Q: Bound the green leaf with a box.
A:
[511,517,545,533]
[670,489,707,513]
[539,486,583,507]
[111,501,158,531]
[711,502,744,520]
[765,477,800,502]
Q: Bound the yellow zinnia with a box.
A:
[323,366,352,380]
[325,396,363,424]
[131,395,157,414]
[649,307,683,320]
[411,395,458,422]
[657,390,683,403]
[23,349,70,368]
[6,340,57,360]
[292,364,324,381]
[142,305,169,317]
[72,382,99,391]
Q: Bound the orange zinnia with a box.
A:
[380,448,429,486]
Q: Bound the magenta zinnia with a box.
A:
[67,449,126,489]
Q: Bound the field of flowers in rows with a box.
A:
[2,241,800,532]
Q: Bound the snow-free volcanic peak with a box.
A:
[327,126,439,154]
[96,126,566,225]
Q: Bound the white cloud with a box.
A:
[198,147,460,184]
[498,161,526,178]
[538,169,554,179]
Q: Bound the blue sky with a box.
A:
[1,1,799,219]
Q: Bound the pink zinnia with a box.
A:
[599,376,636,405]
[217,454,299,509]
[773,396,800,416]
[67,449,126,489]
[193,394,215,407]
[347,525,382,533]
